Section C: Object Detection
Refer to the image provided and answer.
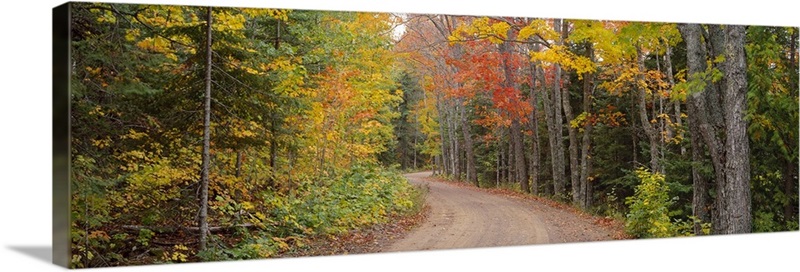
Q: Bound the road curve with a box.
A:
[383,171,550,252]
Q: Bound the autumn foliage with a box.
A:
[69,3,419,267]
[67,2,798,267]
[399,14,797,237]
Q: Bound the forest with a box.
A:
[68,2,798,268]
[396,14,798,236]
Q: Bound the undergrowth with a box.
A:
[197,164,423,261]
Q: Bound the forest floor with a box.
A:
[280,171,628,257]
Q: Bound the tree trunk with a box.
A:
[679,23,752,234]
[664,45,685,156]
[784,160,796,222]
[511,120,528,192]
[433,154,438,175]
[529,63,541,196]
[436,92,448,177]
[446,39,477,185]
[635,46,661,174]
[679,23,716,234]
[235,150,243,178]
[459,101,478,186]
[439,102,450,177]
[563,73,579,205]
[498,131,505,184]
[632,128,638,166]
[720,25,751,234]
[496,142,502,186]
[788,33,799,220]
[267,19,281,184]
[441,135,450,176]
[561,19,578,205]
[199,6,213,251]
[689,108,710,234]
[448,103,459,178]
[531,111,541,195]
[509,132,515,183]
[413,135,418,169]
[791,30,798,73]
[499,32,526,192]
[705,25,727,130]
[578,115,593,209]
[704,29,727,231]
[542,73,564,199]
[578,43,595,209]
[550,18,567,199]
[268,116,277,186]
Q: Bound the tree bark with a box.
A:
[235,150,243,178]
[529,62,541,196]
[635,46,661,174]
[507,132,514,183]
[459,100,478,186]
[447,102,459,178]
[679,23,714,234]
[511,120,528,192]
[784,160,796,222]
[720,25,751,234]
[499,32,527,192]
[268,116,277,185]
[679,23,752,234]
[550,18,567,199]
[564,73,579,205]
[578,108,593,209]
[791,29,798,73]
[687,86,710,235]
[578,43,595,209]
[435,155,439,175]
[413,135,418,169]
[199,6,213,251]
[498,130,504,184]
[444,22,477,185]
[705,25,727,130]
[664,45,685,156]
[450,106,458,178]
[552,20,579,203]
[438,95,450,177]
[496,142,502,186]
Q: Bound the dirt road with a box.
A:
[383,171,619,253]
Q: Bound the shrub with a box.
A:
[624,168,675,238]
[198,164,422,261]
